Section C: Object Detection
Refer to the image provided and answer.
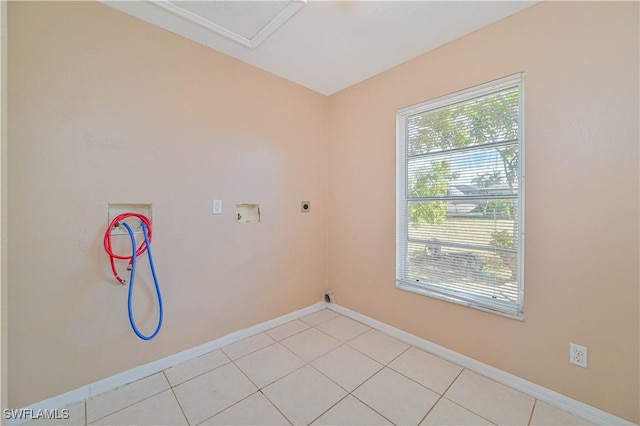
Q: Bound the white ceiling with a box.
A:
[102,1,538,95]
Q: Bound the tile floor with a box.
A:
[27,309,594,426]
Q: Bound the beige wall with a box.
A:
[7,1,328,408]
[328,1,639,422]
[7,0,640,422]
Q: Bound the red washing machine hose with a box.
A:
[103,213,153,284]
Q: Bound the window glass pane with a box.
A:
[407,198,518,251]
[407,145,519,199]
[406,242,518,303]
[407,87,519,156]
[397,74,523,318]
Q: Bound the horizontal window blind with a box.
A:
[396,74,524,318]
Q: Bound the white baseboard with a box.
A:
[9,301,632,426]
[7,301,326,426]
[327,303,633,426]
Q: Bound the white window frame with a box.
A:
[396,73,525,319]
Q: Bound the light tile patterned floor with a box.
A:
[26,309,594,426]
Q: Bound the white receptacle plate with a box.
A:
[107,203,152,235]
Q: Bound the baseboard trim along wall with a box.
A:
[327,303,633,426]
[8,301,632,426]
[6,302,326,426]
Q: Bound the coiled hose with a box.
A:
[103,213,163,340]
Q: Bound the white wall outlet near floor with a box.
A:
[570,343,588,368]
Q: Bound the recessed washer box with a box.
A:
[107,203,152,235]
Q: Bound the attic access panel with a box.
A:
[150,0,306,49]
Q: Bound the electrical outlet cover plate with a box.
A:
[570,343,588,368]
[213,199,223,215]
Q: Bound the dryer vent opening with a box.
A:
[323,291,335,304]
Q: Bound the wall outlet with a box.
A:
[570,343,588,368]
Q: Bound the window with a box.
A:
[396,74,524,319]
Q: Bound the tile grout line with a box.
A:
[164,320,350,424]
[306,393,351,425]
[102,313,525,426]
[243,320,374,426]
[324,342,409,425]
[347,392,397,425]
[301,342,396,426]
[87,391,167,424]
[312,324,364,345]
[438,369,499,425]
[256,333,361,420]
[15,306,605,426]
[384,344,412,366]
[241,340,311,389]
[346,329,531,426]
[194,391,264,426]
[298,310,341,328]
[304,343,371,394]
[19,312,325,426]
[343,329,410,367]
[258,356,308,388]
[258,390,294,426]
[331,306,606,424]
[265,321,311,342]
[220,335,276,363]
[85,375,170,425]
[137,317,480,425]
[416,367,466,425]
[297,319,467,425]
[423,394,499,426]
[528,399,539,425]
[164,371,190,425]
[262,343,336,391]
[312,315,372,343]
[386,357,458,398]
[229,352,266,390]
[219,324,447,426]
[194,354,317,426]
[225,336,323,424]
[280,331,341,365]
[182,354,289,424]
[226,342,328,392]
[258,389,295,426]
[78,308,322,425]
[166,355,232,388]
